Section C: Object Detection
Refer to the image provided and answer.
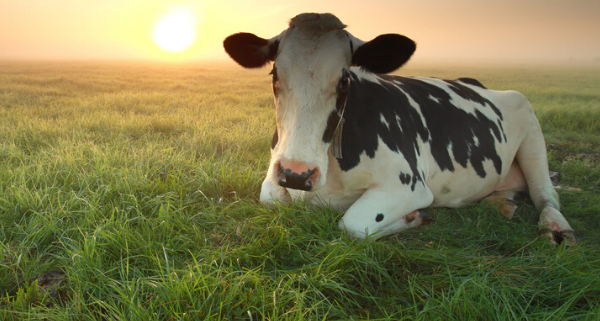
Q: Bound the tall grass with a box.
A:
[1,60,599,320]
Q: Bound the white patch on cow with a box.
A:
[351,68,381,84]
[395,115,403,132]
[428,157,502,207]
[428,94,441,103]
[380,113,390,129]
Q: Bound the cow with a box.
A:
[223,13,576,245]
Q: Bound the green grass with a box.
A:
[1,60,599,320]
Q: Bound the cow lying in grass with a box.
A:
[223,13,575,245]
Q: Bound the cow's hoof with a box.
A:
[403,210,433,227]
[539,228,577,246]
[419,210,433,225]
[498,200,518,219]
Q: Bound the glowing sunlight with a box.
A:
[152,6,198,53]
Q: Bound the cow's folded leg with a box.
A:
[259,177,291,205]
[338,185,434,239]
[482,190,520,219]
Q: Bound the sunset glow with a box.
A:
[0,0,599,63]
[152,7,198,53]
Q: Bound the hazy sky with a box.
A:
[1,0,599,63]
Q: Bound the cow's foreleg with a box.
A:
[338,184,434,239]
[259,177,291,205]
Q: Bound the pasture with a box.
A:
[1,60,599,320]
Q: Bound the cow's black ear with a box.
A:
[223,33,279,68]
[352,34,415,74]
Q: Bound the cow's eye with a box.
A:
[269,67,278,83]
[337,68,350,94]
[270,67,280,94]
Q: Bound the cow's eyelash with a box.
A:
[269,67,278,80]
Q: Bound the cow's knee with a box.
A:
[338,219,367,239]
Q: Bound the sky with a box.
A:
[1,0,600,63]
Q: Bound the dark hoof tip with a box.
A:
[539,228,577,246]
[419,210,433,225]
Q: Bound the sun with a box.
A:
[152,7,197,53]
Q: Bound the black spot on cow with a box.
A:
[375,213,384,222]
[411,175,419,190]
[399,172,411,185]
[399,172,418,191]
[337,72,505,180]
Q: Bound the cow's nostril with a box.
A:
[277,166,318,191]
[277,171,287,186]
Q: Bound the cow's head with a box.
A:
[224,13,415,192]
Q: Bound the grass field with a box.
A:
[1,60,599,320]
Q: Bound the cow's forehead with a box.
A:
[274,26,352,77]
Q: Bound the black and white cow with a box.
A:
[223,13,576,245]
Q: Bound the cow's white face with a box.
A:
[267,26,354,191]
[224,13,416,192]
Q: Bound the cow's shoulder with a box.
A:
[339,70,430,176]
